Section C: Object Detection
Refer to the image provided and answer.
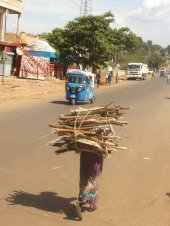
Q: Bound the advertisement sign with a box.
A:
[19,55,50,80]
[0,0,24,13]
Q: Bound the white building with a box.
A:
[0,0,24,41]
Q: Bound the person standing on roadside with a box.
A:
[167,72,170,84]
[105,72,109,84]
[108,70,113,84]
[151,71,156,79]
[107,66,113,84]
[96,71,101,88]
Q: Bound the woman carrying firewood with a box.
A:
[74,151,104,219]
[49,103,129,220]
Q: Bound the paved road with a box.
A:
[0,77,170,226]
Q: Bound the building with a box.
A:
[0,0,24,76]
[0,0,24,41]
[0,1,57,79]
[18,38,58,80]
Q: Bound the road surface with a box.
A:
[0,77,170,226]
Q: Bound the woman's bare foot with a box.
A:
[88,205,98,212]
[74,201,82,220]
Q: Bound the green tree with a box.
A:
[40,28,65,55]
[148,53,165,68]
[167,45,170,54]
[111,27,141,63]
[41,12,115,69]
[63,11,115,68]
[40,13,165,70]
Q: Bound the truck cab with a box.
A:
[126,63,148,80]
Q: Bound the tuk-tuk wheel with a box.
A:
[90,97,95,104]
[70,99,76,105]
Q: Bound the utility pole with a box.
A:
[1,49,7,85]
[80,0,92,16]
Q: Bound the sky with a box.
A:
[6,0,170,47]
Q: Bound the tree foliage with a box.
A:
[41,12,140,68]
[40,12,168,69]
[40,28,65,54]
[111,27,140,63]
[64,12,116,68]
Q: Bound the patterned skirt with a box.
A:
[78,151,103,206]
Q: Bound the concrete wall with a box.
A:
[0,8,6,41]
[0,0,24,13]
[100,68,126,83]
[0,0,24,41]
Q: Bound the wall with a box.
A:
[0,0,24,13]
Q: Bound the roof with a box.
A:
[25,40,56,52]
[19,32,39,45]
[0,32,34,46]
[67,69,94,77]
[5,33,17,43]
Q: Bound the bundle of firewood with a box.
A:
[49,103,130,157]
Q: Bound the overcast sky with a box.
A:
[6,0,170,47]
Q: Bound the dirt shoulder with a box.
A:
[0,76,64,102]
[0,76,137,104]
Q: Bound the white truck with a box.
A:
[126,63,148,80]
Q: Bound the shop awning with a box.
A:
[28,51,58,58]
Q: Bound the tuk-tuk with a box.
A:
[65,69,95,105]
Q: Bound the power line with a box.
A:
[80,0,92,16]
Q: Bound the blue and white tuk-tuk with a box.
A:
[65,69,95,105]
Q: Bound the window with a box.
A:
[68,75,83,84]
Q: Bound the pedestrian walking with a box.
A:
[75,151,104,220]
[49,103,129,221]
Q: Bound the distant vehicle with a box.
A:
[160,69,168,77]
[65,69,95,105]
[126,63,148,80]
